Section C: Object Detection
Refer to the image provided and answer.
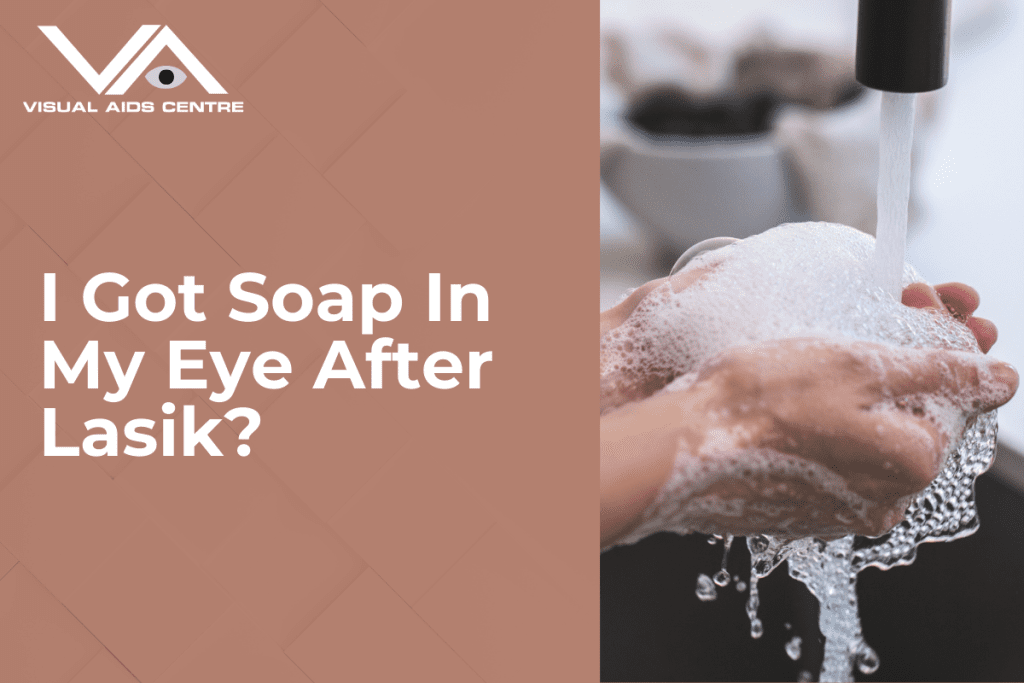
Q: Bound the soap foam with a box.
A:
[602,222,1002,681]
[601,222,978,406]
[601,222,996,545]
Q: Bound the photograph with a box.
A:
[600,1,1024,681]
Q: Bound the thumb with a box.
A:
[975,357,1020,411]
[887,348,1018,413]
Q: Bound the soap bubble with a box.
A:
[695,573,717,602]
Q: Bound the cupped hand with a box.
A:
[600,276,1018,547]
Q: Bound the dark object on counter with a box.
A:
[856,0,951,93]
[601,459,1024,681]
[628,45,866,141]
[626,88,776,138]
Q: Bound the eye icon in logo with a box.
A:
[145,65,187,89]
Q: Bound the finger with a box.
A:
[855,410,945,493]
[602,261,721,339]
[902,282,943,310]
[900,283,991,351]
[681,474,903,540]
[967,317,998,354]
[933,282,981,317]
[774,403,942,499]
[600,277,667,337]
[881,348,1018,412]
[668,262,718,293]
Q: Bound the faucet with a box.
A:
[856,0,952,92]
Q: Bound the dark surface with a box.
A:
[856,0,951,93]
[626,88,777,138]
[601,471,1024,681]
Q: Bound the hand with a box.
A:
[600,276,1018,547]
[600,262,720,413]
[902,282,998,353]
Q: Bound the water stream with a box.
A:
[873,93,917,300]
[789,91,917,683]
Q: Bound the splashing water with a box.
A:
[695,573,718,602]
[786,635,803,661]
[741,93,995,682]
[787,537,863,681]
[714,535,734,587]
[745,571,762,639]
[758,411,996,681]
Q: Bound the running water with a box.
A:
[786,92,915,682]
[723,95,993,681]
[764,92,918,683]
[872,93,917,299]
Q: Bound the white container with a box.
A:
[600,123,801,253]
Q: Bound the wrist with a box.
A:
[599,383,712,546]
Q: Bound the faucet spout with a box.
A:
[856,0,952,93]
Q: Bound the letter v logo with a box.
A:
[39,25,226,95]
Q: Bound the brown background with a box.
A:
[0,0,597,681]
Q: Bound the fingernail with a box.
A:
[901,284,942,310]
[990,360,1019,392]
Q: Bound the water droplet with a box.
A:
[750,618,764,639]
[713,569,731,587]
[797,670,814,682]
[695,573,717,602]
[855,641,880,674]
[785,635,802,661]
[750,535,769,553]
[707,536,718,545]
[735,581,747,592]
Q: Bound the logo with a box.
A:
[39,25,226,95]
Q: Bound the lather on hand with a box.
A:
[600,268,1018,549]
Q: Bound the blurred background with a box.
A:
[599,1,1024,680]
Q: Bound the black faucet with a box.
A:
[856,0,952,92]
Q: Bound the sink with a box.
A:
[601,445,1024,681]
